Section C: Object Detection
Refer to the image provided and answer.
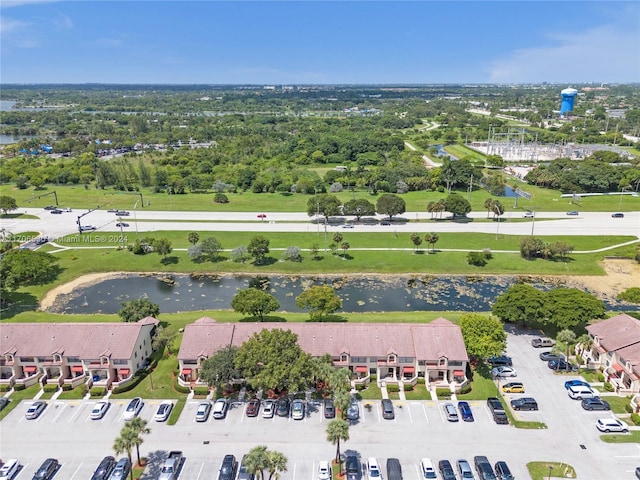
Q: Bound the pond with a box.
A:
[49,273,637,315]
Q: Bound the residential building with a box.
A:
[177,317,469,390]
[584,313,640,393]
[0,317,158,391]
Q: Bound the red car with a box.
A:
[246,398,260,417]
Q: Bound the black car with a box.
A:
[548,359,577,371]
[116,222,129,227]
[612,213,624,218]
[345,456,361,480]
[275,397,290,417]
[115,210,130,216]
[218,455,238,480]
[35,236,49,245]
[438,460,456,480]
[32,458,59,480]
[237,455,255,480]
[324,399,335,419]
[50,209,63,214]
[539,351,562,362]
[487,355,512,367]
[0,397,9,411]
[386,458,402,480]
[494,461,514,480]
[474,456,496,480]
[91,456,116,480]
[510,397,538,411]
[581,397,611,411]
[44,205,57,210]
[381,399,394,419]
[635,466,640,480]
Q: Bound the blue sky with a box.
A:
[1,1,638,84]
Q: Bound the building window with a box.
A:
[399,357,413,363]
[351,356,367,363]
[369,357,378,362]
[438,357,447,367]
[340,353,349,363]
[388,354,396,364]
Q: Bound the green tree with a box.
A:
[340,241,350,258]
[244,445,269,480]
[492,284,545,327]
[307,193,342,222]
[459,313,507,361]
[410,233,422,252]
[200,236,224,261]
[248,235,270,265]
[235,328,314,392]
[376,193,406,220]
[296,285,342,321]
[187,232,200,245]
[332,232,343,246]
[151,325,178,355]
[556,329,577,366]
[483,198,494,218]
[118,297,160,322]
[520,237,545,260]
[424,232,439,253]
[343,199,375,220]
[0,196,18,215]
[113,427,137,480]
[0,249,59,294]
[543,288,605,330]
[152,238,172,258]
[444,193,471,217]
[326,419,350,463]
[265,451,288,480]
[125,416,151,466]
[231,288,280,321]
[199,345,239,392]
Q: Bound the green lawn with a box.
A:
[404,383,430,400]
[606,395,633,414]
[600,431,640,443]
[0,384,41,420]
[357,382,382,400]
[527,462,576,480]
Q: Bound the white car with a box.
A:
[596,417,629,433]
[212,398,228,419]
[491,366,517,378]
[91,401,110,420]
[195,401,212,422]
[419,459,437,480]
[123,397,143,421]
[0,459,20,479]
[291,399,305,420]
[318,461,331,480]
[367,458,382,480]
[262,399,275,418]
[154,400,173,422]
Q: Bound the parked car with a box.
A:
[381,399,394,419]
[531,337,554,348]
[115,210,130,216]
[0,397,9,412]
[32,458,59,480]
[494,461,514,480]
[154,400,173,422]
[635,466,640,479]
[474,456,496,480]
[345,456,361,480]
[324,399,336,419]
[443,402,459,422]
[90,456,116,480]
[510,397,538,411]
[276,398,290,417]
[115,222,129,227]
[380,221,392,226]
[212,398,228,419]
[419,458,437,480]
[539,351,562,362]
[262,399,275,418]
[596,417,629,433]
[342,223,355,229]
[491,366,517,378]
[548,359,577,371]
[581,398,611,411]
[195,401,212,422]
[347,399,360,421]
[246,398,260,417]
[367,458,382,480]
[567,385,599,400]
[44,205,57,210]
[0,459,20,480]
[218,455,238,480]
[564,379,591,390]
[291,399,305,420]
[318,461,331,480]
[611,212,624,218]
[237,455,255,480]
[523,211,534,218]
[80,225,97,232]
[25,400,47,420]
[50,209,63,214]
[123,397,143,421]
[385,458,402,480]
[501,382,525,394]
[487,397,509,425]
[35,236,49,245]
[566,211,579,215]
[91,401,110,420]
[438,460,456,480]
[458,401,474,421]
[487,355,512,367]
[456,459,474,479]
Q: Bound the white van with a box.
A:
[419,459,437,480]
[0,459,20,479]
[568,385,599,400]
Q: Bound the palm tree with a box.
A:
[557,329,577,367]
[410,233,422,252]
[266,451,288,480]
[427,201,435,219]
[333,390,352,420]
[113,428,137,480]
[425,232,439,253]
[576,333,594,360]
[125,416,151,466]
[341,241,350,258]
[326,419,350,463]
[245,445,268,480]
[484,198,494,218]
[188,232,200,245]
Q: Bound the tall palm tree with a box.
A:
[333,390,352,420]
[125,416,151,466]
[113,428,137,480]
[326,418,350,463]
[245,445,268,480]
[557,329,577,367]
[266,451,288,480]
[484,198,494,218]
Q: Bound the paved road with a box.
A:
[2,209,639,245]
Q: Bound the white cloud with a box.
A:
[52,14,73,29]
[0,17,30,34]
[1,0,60,9]
[489,23,640,83]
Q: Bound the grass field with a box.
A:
[527,462,576,480]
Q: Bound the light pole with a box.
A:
[495,206,501,240]
[548,465,553,480]
[133,200,139,235]
[314,187,320,235]
[619,186,630,210]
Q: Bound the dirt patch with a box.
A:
[563,259,640,300]
[39,272,129,311]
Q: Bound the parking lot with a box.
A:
[1,330,639,479]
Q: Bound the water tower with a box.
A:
[560,87,578,115]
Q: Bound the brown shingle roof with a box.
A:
[178,317,468,362]
[0,318,159,359]
[586,314,640,351]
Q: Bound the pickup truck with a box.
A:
[158,451,183,480]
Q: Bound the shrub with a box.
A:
[403,384,414,392]
[597,373,605,382]
[175,383,191,394]
[417,377,425,384]
[283,246,303,262]
[356,383,366,391]
[436,388,451,399]
[61,384,73,391]
[617,287,640,304]
[214,193,229,204]
[467,251,487,267]
[457,384,472,395]
[112,374,145,394]
[90,386,106,397]
[625,403,633,414]
[604,382,614,392]
[0,384,10,392]
[386,384,400,393]
[14,384,26,391]
[194,386,210,397]
[631,413,640,426]
[43,384,58,393]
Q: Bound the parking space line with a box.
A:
[67,402,84,423]
[421,403,429,423]
[68,463,83,479]
[196,461,206,480]
[437,403,446,423]
[403,403,413,423]
[291,461,297,480]
[311,461,315,480]
[51,402,67,423]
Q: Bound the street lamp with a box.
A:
[133,200,139,235]
[619,186,630,210]
[548,465,553,480]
